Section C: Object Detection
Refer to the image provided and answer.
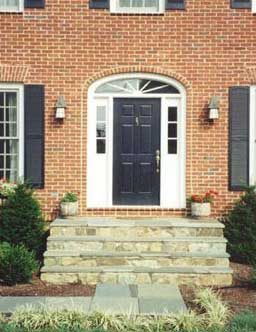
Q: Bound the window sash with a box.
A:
[112,0,164,13]
[0,90,19,181]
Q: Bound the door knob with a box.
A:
[156,149,160,173]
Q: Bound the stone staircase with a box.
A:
[41,218,233,286]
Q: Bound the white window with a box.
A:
[253,0,256,13]
[0,85,23,181]
[111,0,164,14]
[0,0,23,12]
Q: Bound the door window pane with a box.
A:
[96,105,107,154]
[167,106,178,155]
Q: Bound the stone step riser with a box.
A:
[44,256,229,268]
[47,241,227,254]
[50,227,223,238]
[41,272,232,287]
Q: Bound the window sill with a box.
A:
[0,10,23,13]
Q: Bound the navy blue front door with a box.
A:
[113,98,161,205]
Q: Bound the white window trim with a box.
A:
[0,83,24,180]
[87,73,186,209]
[110,0,165,14]
[252,0,256,13]
[0,0,23,13]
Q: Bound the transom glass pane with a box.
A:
[0,90,19,181]
[96,78,179,95]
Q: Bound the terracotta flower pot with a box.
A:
[191,202,211,218]
[60,201,78,218]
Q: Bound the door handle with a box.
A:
[156,149,160,173]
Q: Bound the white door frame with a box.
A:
[87,73,186,208]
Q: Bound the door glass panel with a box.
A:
[97,140,106,154]
[168,140,177,154]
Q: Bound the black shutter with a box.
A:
[166,0,185,10]
[24,85,44,189]
[24,0,45,8]
[89,0,109,9]
[229,87,250,191]
[231,0,251,9]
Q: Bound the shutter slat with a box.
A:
[24,0,45,8]
[24,85,44,189]
[231,0,251,9]
[229,87,250,191]
[89,0,109,9]
[166,0,185,10]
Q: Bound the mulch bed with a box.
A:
[181,262,256,314]
[0,275,95,297]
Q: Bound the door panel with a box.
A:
[113,98,160,205]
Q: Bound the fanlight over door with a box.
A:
[95,78,180,95]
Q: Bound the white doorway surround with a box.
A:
[87,73,186,208]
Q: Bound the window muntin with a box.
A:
[0,91,19,180]
[0,0,22,12]
[95,78,180,95]
[167,106,178,154]
[112,0,164,14]
[96,105,106,154]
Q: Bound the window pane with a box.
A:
[97,106,106,122]
[0,141,4,154]
[0,124,4,137]
[6,123,17,137]
[6,92,17,107]
[6,155,18,170]
[168,140,177,154]
[6,140,18,154]
[96,123,106,138]
[0,156,4,169]
[6,107,17,122]
[0,93,4,107]
[120,0,130,6]
[97,139,106,154]
[0,170,4,178]
[132,0,143,8]
[168,107,177,122]
[168,123,177,138]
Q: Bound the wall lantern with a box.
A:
[55,96,67,119]
[208,96,220,120]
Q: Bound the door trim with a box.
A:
[87,73,186,208]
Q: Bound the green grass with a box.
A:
[228,311,256,332]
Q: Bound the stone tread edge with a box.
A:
[41,265,233,274]
[44,250,230,258]
[47,236,228,243]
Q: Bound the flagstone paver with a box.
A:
[0,283,187,315]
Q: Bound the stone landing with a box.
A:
[41,217,232,286]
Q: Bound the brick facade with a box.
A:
[0,0,255,220]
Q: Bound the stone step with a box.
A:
[50,218,224,238]
[41,265,233,286]
[47,236,227,253]
[43,250,230,268]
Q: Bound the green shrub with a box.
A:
[195,288,230,329]
[224,186,256,265]
[61,192,78,203]
[0,242,38,286]
[0,183,45,258]
[229,311,256,332]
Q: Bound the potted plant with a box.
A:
[60,192,78,218]
[189,190,218,218]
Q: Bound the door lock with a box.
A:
[135,116,139,126]
[156,149,160,173]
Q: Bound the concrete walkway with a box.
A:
[0,284,187,315]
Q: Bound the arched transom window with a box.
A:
[95,78,180,95]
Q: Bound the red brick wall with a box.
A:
[0,0,255,220]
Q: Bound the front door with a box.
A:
[113,98,161,205]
